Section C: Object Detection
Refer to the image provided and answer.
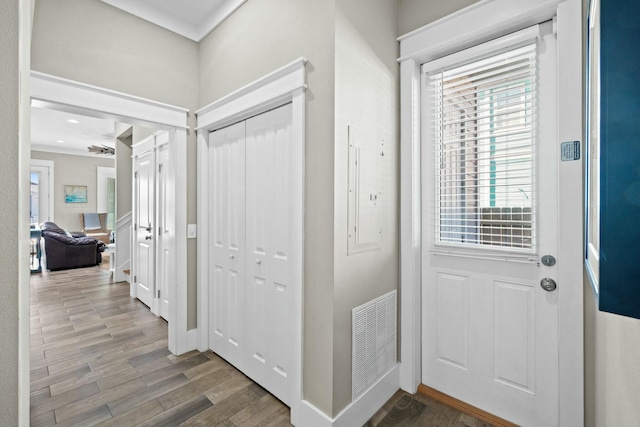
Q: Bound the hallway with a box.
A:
[29,266,494,426]
[30,266,292,426]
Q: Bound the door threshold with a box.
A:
[418,384,518,427]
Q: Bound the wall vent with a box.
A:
[352,290,397,401]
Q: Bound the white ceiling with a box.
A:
[98,0,247,42]
[31,107,117,158]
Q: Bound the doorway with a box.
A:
[30,70,190,355]
[398,1,584,426]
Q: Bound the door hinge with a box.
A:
[134,223,138,231]
[157,290,160,299]
[134,275,137,282]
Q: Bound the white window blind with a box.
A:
[427,43,537,250]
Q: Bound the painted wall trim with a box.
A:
[398,0,583,426]
[300,365,399,427]
[195,57,308,131]
[398,0,561,63]
[30,159,55,223]
[30,73,191,358]
[30,71,189,130]
[196,59,306,426]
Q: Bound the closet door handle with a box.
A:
[256,259,261,265]
[229,254,235,260]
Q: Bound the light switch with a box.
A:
[187,224,197,239]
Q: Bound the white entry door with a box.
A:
[134,148,155,309]
[421,26,559,427]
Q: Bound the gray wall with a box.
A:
[332,0,399,412]
[31,0,200,328]
[199,0,337,414]
[0,0,22,423]
[115,123,132,219]
[31,151,115,231]
[398,0,479,35]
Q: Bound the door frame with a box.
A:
[195,57,306,426]
[398,1,584,426]
[96,166,116,228]
[30,71,190,356]
[30,159,55,224]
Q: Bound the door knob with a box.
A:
[540,278,557,292]
[230,254,235,259]
[145,235,152,241]
[256,259,261,265]
[145,224,152,232]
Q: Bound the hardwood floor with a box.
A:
[30,265,495,427]
[30,266,291,427]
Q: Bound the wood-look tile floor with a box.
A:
[31,265,494,427]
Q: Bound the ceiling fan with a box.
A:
[87,144,115,155]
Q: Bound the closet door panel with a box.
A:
[208,122,246,368]
[245,103,294,405]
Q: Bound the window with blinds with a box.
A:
[427,43,537,250]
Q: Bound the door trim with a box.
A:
[30,71,190,356]
[398,1,583,426]
[196,57,306,426]
[30,159,55,223]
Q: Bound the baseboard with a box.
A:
[417,384,518,427]
[299,364,399,427]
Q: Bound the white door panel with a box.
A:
[208,121,246,369]
[157,142,171,320]
[134,150,155,309]
[133,132,173,321]
[245,103,293,405]
[422,29,558,427]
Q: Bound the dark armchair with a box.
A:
[40,222,105,271]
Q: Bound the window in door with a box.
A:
[427,43,537,251]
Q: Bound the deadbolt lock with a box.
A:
[541,255,556,267]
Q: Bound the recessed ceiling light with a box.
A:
[56,139,64,143]
[67,119,80,124]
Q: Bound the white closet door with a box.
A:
[134,149,155,309]
[245,103,294,405]
[208,121,247,369]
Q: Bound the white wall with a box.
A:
[333,0,399,412]
[585,281,640,426]
[31,151,115,231]
[31,0,199,328]
[115,122,132,219]
[199,0,337,415]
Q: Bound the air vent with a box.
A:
[352,290,396,401]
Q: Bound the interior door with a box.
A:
[245,103,294,406]
[208,121,247,368]
[134,149,155,309]
[156,140,170,320]
[421,27,559,426]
